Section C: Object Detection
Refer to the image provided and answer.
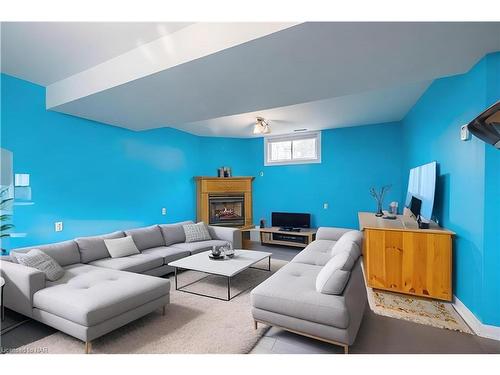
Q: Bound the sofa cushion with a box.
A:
[159,221,194,246]
[315,252,353,295]
[11,249,65,281]
[183,222,211,243]
[11,240,80,267]
[171,240,228,255]
[250,262,349,329]
[88,253,163,273]
[104,236,140,258]
[75,231,125,263]
[331,230,363,257]
[142,246,190,264]
[291,240,336,266]
[33,264,170,326]
[125,225,165,251]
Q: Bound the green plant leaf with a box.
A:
[1,224,14,231]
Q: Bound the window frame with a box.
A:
[264,131,322,166]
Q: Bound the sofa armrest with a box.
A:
[208,226,242,249]
[316,227,352,241]
[0,260,46,318]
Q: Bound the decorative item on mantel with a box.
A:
[369,185,391,217]
[217,167,232,178]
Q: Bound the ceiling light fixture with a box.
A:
[253,117,271,135]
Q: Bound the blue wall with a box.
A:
[402,52,500,326]
[199,123,404,229]
[1,73,405,249]
[1,74,201,249]
[482,53,500,325]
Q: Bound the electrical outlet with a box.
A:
[161,207,167,215]
[55,222,63,232]
[259,171,264,177]
[461,124,471,141]
[323,203,329,209]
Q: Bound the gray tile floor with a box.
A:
[2,242,499,354]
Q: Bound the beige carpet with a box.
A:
[365,281,473,334]
[18,258,287,354]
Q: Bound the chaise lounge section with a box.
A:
[250,227,366,354]
[0,221,241,353]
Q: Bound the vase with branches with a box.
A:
[369,185,391,217]
[0,187,14,255]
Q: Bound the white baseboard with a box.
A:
[453,296,500,341]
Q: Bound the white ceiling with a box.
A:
[2,22,500,137]
[1,22,192,85]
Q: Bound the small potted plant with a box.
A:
[0,187,14,255]
[369,185,391,217]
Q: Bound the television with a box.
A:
[272,212,310,229]
[405,161,437,221]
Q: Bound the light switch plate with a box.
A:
[55,222,63,232]
[323,203,329,209]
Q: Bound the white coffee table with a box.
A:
[168,250,272,301]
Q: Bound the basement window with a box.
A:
[264,131,321,166]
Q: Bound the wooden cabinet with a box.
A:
[359,212,453,301]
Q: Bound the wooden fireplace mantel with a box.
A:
[195,176,254,229]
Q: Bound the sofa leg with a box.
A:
[162,306,166,316]
[254,320,258,330]
[85,341,92,354]
[343,345,349,354]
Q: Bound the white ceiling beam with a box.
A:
[46,22,299,109]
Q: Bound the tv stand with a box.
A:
[242,227,317,248]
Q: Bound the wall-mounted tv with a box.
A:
[272,212,310,229]
[405,161,437,221]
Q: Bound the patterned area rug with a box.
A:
[365,281,473,334]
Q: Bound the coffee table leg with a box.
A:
[268,256,271,271]
[174,267,178,290]
[227,277,231,301]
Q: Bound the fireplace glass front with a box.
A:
[208,195,245,227]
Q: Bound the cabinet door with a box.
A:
[402,232,452,300]
[365,229,404,290]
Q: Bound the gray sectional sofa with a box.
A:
[0,221,241,353]
[251,227,366,354]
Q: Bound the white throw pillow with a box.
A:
[331,230,363,257]
[104,236,140,258]
[316,248,359,295]
[183,222,212,243]
[11,249,65,281]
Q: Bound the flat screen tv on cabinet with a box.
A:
[272,212,311,229]
[405,161,437,221]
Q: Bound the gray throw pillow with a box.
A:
[316,249,359,295]
[104,236,140,258]
[11,249,65,281]
[159,221,193,246]
[183,222,212,243]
